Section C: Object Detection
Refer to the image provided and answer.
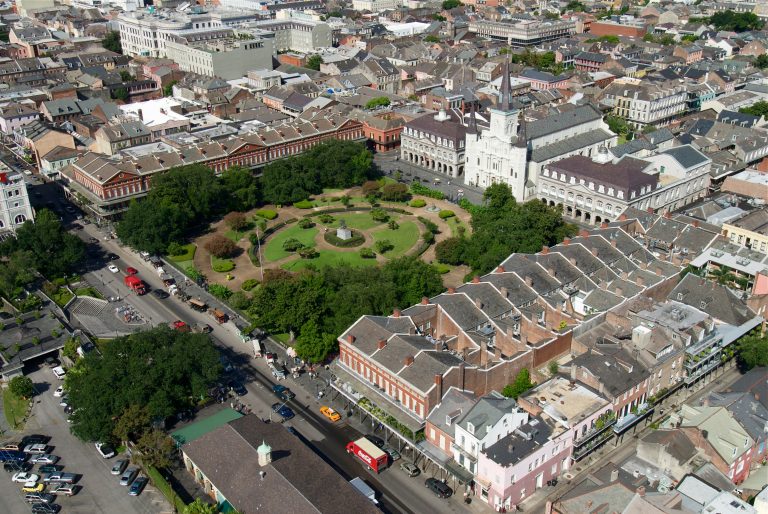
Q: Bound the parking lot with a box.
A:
[0,365,169,514]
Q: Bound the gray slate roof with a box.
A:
[527,104,602,140]
[457,395,517,441]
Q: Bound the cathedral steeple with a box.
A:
[467,102,477,135]
[516,111,527,148]
[499,57,511,112]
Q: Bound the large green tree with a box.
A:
[66,326,221,442]
[439,184,576,276]
[221,166,260,212]
[739,100,768,118]
[736,333,768,370]
[710,10,763,32]
[9,376,34,399]
[102,31,122,53]
[4,209,86,279]
[502,368,535,399]
[0,250,36,299]
[116,197,190,254]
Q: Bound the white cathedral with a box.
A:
[463,60,616,202]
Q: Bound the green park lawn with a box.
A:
[327,212,389,231]
[167,244,196,262]
[224,227,251,243]
[282,250,377,271]
[75,287,103,299]
[264,225,319,262]
[51,288,74,307]
[3,388,28,430]
[371,221,419,258]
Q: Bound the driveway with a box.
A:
[0,365,170,514]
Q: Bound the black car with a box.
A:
[151,289,169,299]
[425,478,453,498]
[364,435,385,449]
[22,435,50,446]
[88,237,99,244]
[229,381,247,396]
[31,504,61,514]
[129,476,148,496]
[272,385,295,401]
[3,461,31,472]
[107,253,119,261]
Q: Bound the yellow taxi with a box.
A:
[22,482,44,493]
[320,406,341,422]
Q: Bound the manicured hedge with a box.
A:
[255,209,278,220]
[410,199,426,208]
[293,200,314,209]
[439,210,455,219]
[324,230,365,248]
[410,183,444,200]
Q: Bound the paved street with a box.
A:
[0,365,167,514]
[374,151,485,204]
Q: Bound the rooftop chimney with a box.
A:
[692,220,700,228]
[496,265,505,273]
[636,486,646,497]
[525,276,533,287]
[472,276,480,284]
[447,287,456,294]
[393,308,401,318]
[601,222,609,229]
[421,296,430,305]
[377,339,387,350]
[404,355,414,367]
[647,207,654,214]
[563,238,571,246]
[610,469,619,482]
[541,246,550,255]
[663,211,671,219]
[618,213,628,221]
[346,334,356,344]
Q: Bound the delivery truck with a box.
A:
[346,438,388,473]
[123,276,146,295]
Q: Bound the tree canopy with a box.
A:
[435,184,576,276]
[502,368,535,399]
[102,31,122,54]
[249,257,443,362]
[709,10,764,32]
[365,97,391,110]
[754,55,768,70]
[305,55,322,71]
[739,100,768,118]
[9,376,34,399]
[117,164,261,254]
[736,332,768,371]
[261,140,379,205]
[0,209,86,280]
[66,326,221,442]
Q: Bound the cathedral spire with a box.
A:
[467,102,477,134]
[500,57,511,112]
[516,110,527,148]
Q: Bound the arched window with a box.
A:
[14,214,25,224]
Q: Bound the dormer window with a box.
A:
[467,422,475,435]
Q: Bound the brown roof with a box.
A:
[405,112,467,144]
[182,415,380,514]
[547,155,657,197]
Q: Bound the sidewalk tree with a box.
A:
[736,332,768,370]
[184,499,218,514]
[135,429,175,469]
[9,376,34,399]
[113,404,150,443]
[294,319,337,363]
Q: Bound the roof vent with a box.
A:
[592,146,612,164]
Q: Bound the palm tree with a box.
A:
[708,266,736,285]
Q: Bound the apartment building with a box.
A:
[400,110,467,179]
[722,207,768,253]
[599,79,689,129]
[468,18,575,46]
[250,13,332,53]
[352,0,401,11]
[164,30,274,80]
[0,103,39,136]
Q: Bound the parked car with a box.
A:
[0,450,27,463]
[43,357,59,368]
[53,386,64,398]
[31,503,60,514]
[22,436,49,446]
[88,237,99,244]
[383,446,400,462]
[125,267,138,275]
[364,435,385,449]
[24,492,55,504]
[107,253,119,261]
[107,264,119,273]
[400,462,420,477]
[22,482,45,493]
[273,385,295,401]
[37,465,62,475]
[12,471,39,483]
[51,366,66,380]
[120,467,138,486]
[320,406,341,422]
[425,478,453,498]
[30,455,58,465]
[128,476,148,496]
[4,461,31,473]
[151,289,169,299]
[43,472,76,484]
[95,442,115,459]
[23,444,49,455]
[51,483,77,496]
[1,442,21,451]
[271,403,295,421]
[111,459,128,476]
[58,397,69,408]
[219,354,233,371]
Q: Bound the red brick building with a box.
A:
[361,113,408,153]
[589,21,647,39]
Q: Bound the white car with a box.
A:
[51,366,66,380]
[108,264,119,273]
[95,442,115,459]
[12,472,39,483]
[53,386,64,397]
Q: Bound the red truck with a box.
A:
[123,275,147,295]
[346,438,388,473]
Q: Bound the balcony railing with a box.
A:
[450,442,477,463]
[573,415,617,449]
[573,429,614,461]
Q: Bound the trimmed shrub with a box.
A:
[423,231,435,244]
[212,258,235,273]
[205,234,237,258]
[370,208,389,222]
[167,242,185,256]
[255,209,278,220]
[438,210,455,219]
[324,230,365,248]
[282,238,305,252]
[361,180,381,196]
[410,199,427,208]
[433,263,451,274]
[359,247,376,259]
[318,214,335,224]
[381,182,409,202]
[208,284,232,300]
[298,218,315,229]
[375,239,394,254]
[417,216,439,234]
[242,278,260,291]
[388,220,399,230]
[436,237,465,265]
[410,182,444,200]
[293,199,314,209]
[224,212,249,231]
[298,247,319,259]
